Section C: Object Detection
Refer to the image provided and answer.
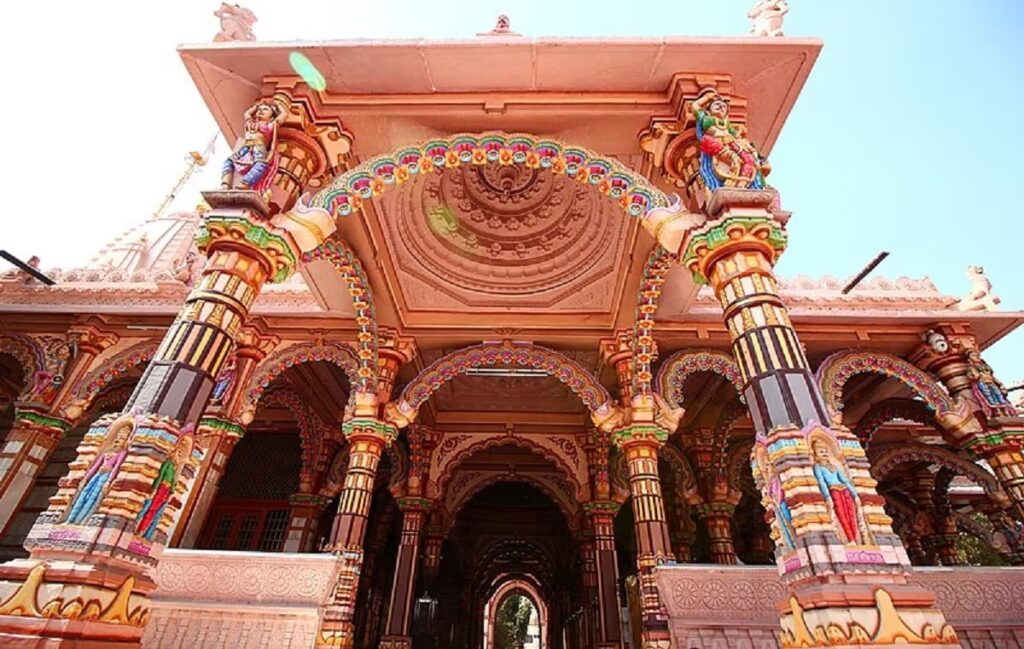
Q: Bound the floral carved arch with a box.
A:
[815,350,956,421]
[443,471,580,531]
[241,341,361,415]
[655,348,746,410]
[260,387,340,491]
[0,333,45,386]
[658,443,701,506]
[432,433,584,505]
[632,247,677,397]
[853,397,939,449]
[394,341,613,423]
[304,132,670,222]
[300,239,378,394]
[72,340,157,408]
[869,441,1004,500]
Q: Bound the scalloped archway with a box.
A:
[393,341,613,425]
[655,348,746,410]
[815,350,956,421]
[240,341,360,416]
[71,340,157,412]
[485,578,548,649]
[870,441,1004,499]
[0,333,45,388]
[853,397,939,449]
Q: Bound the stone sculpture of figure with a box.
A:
[135,436,193,540]
[811,438,861,544]
[495,15,511,32]
[221,99,287,193]
[66,417,134,524]
[965,348,1016,417]
[25,341,74,404]
[755,446,795,549]
[689,88,771,193]
[213,3,256,42]
[957,265,1001,312]
[209,356,237,407]
[748,0,789,37]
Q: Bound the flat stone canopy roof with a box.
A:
[179,36,822,159]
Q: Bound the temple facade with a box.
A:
[0,12,1022,649]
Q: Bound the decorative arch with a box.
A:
[260,387,327,491]
[815,350,956,421]
[444,471,580,531]
[240,341,360,414]
[853,397,939,449]
[870,442,1004,500]
[658,444,701,505]
[72,340,157,406]
[0,333,45,385]
[433,433,584,503]
[632,247,677,397]
[485,577,548,649]
[655,348,745,409]
[726,441,759,500]
[300,239,378,393]
[305,132,670,222]
[395,341,613,423]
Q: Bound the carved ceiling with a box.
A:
[373,163,632,313]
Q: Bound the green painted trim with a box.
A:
[14,410,71,433]
[680,215,789,277]
[198,416,246,438]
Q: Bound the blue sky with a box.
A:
[2,0,1021,384]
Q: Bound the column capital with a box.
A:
[66,319,119,357]
[342,415,398,445]
[196,415,246,441]
[613,423,669,451]
[582,500,621,517]
[10,407,72,441]
[196,191,301,284]
[395,497,434,513]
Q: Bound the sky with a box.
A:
[1,0,1021,385]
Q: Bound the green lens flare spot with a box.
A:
[289,52,326,91]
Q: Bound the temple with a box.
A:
[0,7,1022,649]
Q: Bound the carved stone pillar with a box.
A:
[284,493,331,553]
[697,503,738,565]
[420,520,446,585]
[0,191,299,646]
[670,529,694,563]
[583,501,622,649]
[381,498,430,649]
[317,414,396,649]
[173,417,242,548]
[644,187,959,646]
[912,329,1024,521]
[0,325,116,536]
[617,425,672,649]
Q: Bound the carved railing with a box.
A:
[142,549,338,649]
[655,564,1024,649]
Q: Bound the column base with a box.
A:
[315,614,353,648]
[779,584,959,648]
[0,558,150,648]
[378,635,412,649]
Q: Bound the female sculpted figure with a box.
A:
[755,445,795,549]
[209,356,237,407]
[811,439,861,544]
[689,88,770,191]
[966,349,1015,416]
[221,99,287,193]
[66,417,133,524]
[135,436,193,540]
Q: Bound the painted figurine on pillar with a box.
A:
[65,415,134,524]
[809,430,870,545]
[221,98,287,194]
[135,434,194,540]
[689,88,771,193]
[753,442,795,549]
[965,348,1017,418]
[209,356,237,408]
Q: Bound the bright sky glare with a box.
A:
[1,0,1021,384]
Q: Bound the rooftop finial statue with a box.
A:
[214,3,257,42]
[748,0,789,37]
[221,98,287,194]
[956,265,1001,312]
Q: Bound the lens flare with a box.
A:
[289,52,326,91]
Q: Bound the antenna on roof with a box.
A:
[0,251,55,286]
[151,133,218,221]
[841,251,889,295]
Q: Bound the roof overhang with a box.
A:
[179,36,822,160]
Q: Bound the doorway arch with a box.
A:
[485,578,548,649]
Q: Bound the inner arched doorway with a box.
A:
[485,579,547,649]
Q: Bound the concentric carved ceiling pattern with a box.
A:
[377,163,629,310]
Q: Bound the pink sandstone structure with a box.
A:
[0,9,1022,649]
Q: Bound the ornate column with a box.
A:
[686,428,741,565]
[644,183,958,645]
[283,493,331,553]
[317,413,397,649]
[0,189,299,646]
[912,328,1024,521]
[583,501,622,649]
[0,324,116,536]
[380,498,430,649]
